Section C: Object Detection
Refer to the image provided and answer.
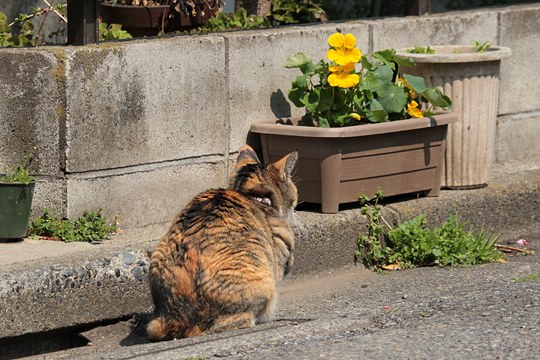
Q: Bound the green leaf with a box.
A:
[366,99,389,122]
[422,88,452,109]
[377,83,408,113]
[288,87,306,108]
[361,72,379,91]
[392,53,415,67]
[403,74,427,94]
[317,117,330,128]
[360,56,373,70]
[293,75,308,88]
[373,65,394,82]
[0,11,7,22]
[316,88,333,112]
[22,21,33,32]
[373,49,396,69]
[301,89,320,113]
[299,61,317,75]
[285,52,311,68]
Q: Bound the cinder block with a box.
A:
[499,4,540,114]
[66,159,228,228]
[65,36,228,172]
[31,178,66,219]
[225,23,370,152]
[496,112,540,164]
[371,9,498,51]
[0,49,62,176]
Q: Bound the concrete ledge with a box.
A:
[2,4,539,229]
[66,159,228,228]
[1,165,538,339]
[496,112,540,164]
[370,9,498,51]
[499,4,540,114]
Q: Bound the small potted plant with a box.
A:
[395,42,511,189]
[99,0,223,37]
[0,154,36,240]
[250,32,455,213]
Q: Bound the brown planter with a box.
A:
[250,113,457,213]
[99,1,221,36]
[99,3,171,37]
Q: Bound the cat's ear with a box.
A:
[271,151,298,180]
[234,144,260,171]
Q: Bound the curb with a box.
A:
[0,166,539,339]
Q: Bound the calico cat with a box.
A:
[147,144,298,341]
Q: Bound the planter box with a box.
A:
[0,182,35,239]
[250,113,457,213]
[396,46,511,189]
[99,4,171,37]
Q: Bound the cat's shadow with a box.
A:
[119,313,153,347]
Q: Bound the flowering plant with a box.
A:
[285,32,452,127]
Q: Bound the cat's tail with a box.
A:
[147,316,203,341]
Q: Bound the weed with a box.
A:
[470,40,492,52]
[0,153,35,185]
[99,22,133,40]
[30,209,117,243]
[513,274,540,283]
[356,192,503,271]
[406,45,436,54]
[201,8,269,32]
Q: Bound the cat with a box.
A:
[147,144,298,341]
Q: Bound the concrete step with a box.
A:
[1,164,539,339]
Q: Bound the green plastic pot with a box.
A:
[0,181,35,239]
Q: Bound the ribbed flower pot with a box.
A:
[250,113,457,213]
[0,181,35,239]
[396,46,511,189]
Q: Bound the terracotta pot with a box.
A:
[99,3,172,37]
[250,113,457,213]
[396,46,511,189]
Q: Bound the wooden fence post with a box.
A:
[405,0,431,16]
[67,0,99,45]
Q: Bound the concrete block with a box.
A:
[371,9,498,51]
[65,36,228,172]
[0,49,63,176]
[225,23,370,152]
[499,4,540,114]
[31,178,66,219]
[496,112,540,164]
[66,159,228,228]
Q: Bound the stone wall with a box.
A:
[1,3,539,229]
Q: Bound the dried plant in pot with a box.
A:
[99,0,222,36]
[250,32,456,213]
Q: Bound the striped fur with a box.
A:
[147,145,298,341]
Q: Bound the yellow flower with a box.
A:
[399,77,417,98]
[349,113,362,121]
[328,62,359,88]
[326,33,362,66]
[407,100,424,118]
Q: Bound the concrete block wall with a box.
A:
[1,3,539,229]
